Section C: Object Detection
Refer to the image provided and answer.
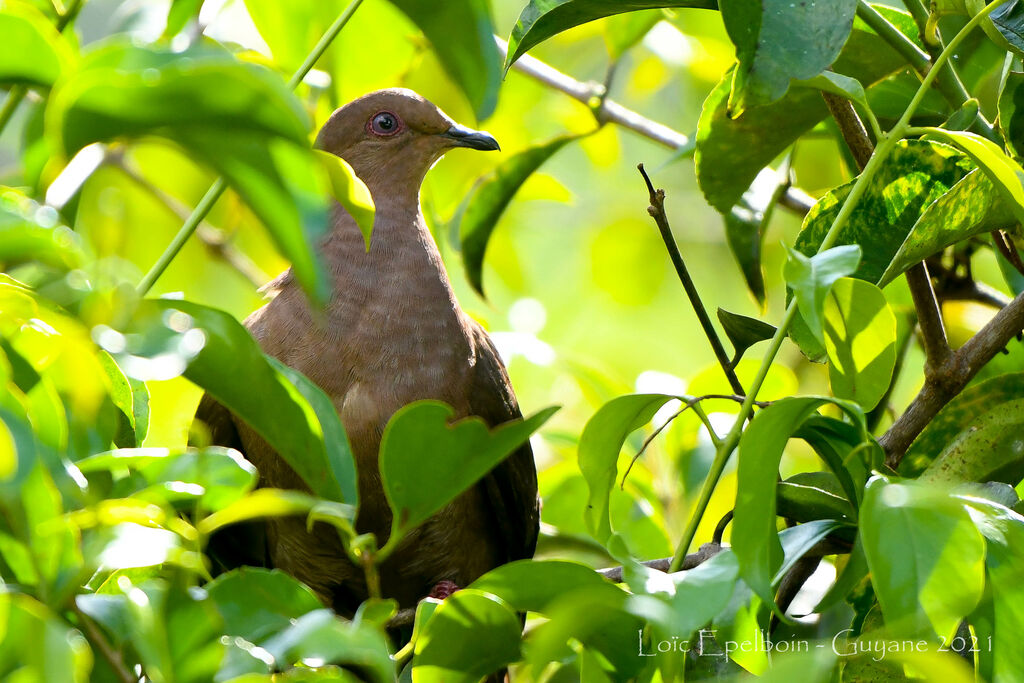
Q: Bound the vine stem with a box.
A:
[668,0,1008,572]
[136,0,365,297]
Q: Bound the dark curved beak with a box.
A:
[440,124,500,151]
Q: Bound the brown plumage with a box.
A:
[195,89,539,614]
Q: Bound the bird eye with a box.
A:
[369,111,400,136]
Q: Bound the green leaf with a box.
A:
[860,477,985,639]
[198,489,318,535]
[0,190,88,272]
[823,278,897,410]
[922,127,1024,226]
[784,244,861,344]
[470,559,624,613]
[921,399,1024,486]
[603,10,664,59]
[379,400,557,540]
[795,71,868,108]
[48,43,331,304]
[459,134,578,297]
[578,393,677,543]
[721,0,857,115]
[776,472,855,523]
[717,308,775,366]
[695,6,919,213]
[413,590,522,683]
[388,0,501,119]
[943,97,980,132]
[504,0,716,70]
[902,374,1024,476]
[733,396,864,603]
[164,0,204,37]
[163,300,358,505]
[259,609,394,683]
[0,2,72,87]
[0,593,91,682]
[207,567,324,643]
[77,446,257,512]
[315,150,375,250]
[878,168,1013,287]
[999,72,1024,156]
[793,140,975,286]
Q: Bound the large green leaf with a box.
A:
[733,396,863,603]
[922,128,1024,226]
[720,0,857,115]
[504,0,716,69]
[0,2,72,87]
[860,477,985,640]
[206,567,324,643]
[823,278,897,410]
[0,593,91,682]
[388,0,501,119]
[784,244,861,344]
[921,399,1024,486]
[379,400,556,541]
[413,590,522,683]
[878,168,1013,286]
[901,374,1024,476]
[695,5,918,213]
[998,70,1024,157]
[470,559,624,613]
[459,134,579,296]
[160,301,358,506]
[793,140,975,285]
[48,43,332,304]
[577,393,677,543]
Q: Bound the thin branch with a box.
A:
[882,289,1024,465]
[935,278,1012,309]
[495,36,815,217]
[638,165,746,396]
[992,230,1024,277]
[712,510,733,546]
[824,93,952,370]
[72,604,136,683]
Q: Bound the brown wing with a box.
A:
[468,323,540,562]
[193,394,269,572]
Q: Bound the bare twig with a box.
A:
[72,604,136,683]
[992,230,1024,277]
[638,165,746,397]
[712,510,733,546]
[495,36,815,217]
[822,92,874,167]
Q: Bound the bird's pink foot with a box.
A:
[428,580,460,599]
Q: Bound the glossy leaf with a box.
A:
[470,559,623,613]
[879,168,1013,286]
[0,3,71,87]
[163,300,358,505]
[379,400,557,540]
[721,0,857,115]
[721,170,782,303]
[413,590,521,683]
[48,43,332,304]
[0,593,91,682]
[923,128,1024,226]
[795,71,868,108]
[823,278,897,410]
[578,393,677,542]
[921,399,1024,486]
[999,71,1024,156]
[460,134,578,296]
[315,150,375,249]
[206,567,324,643]
[388,0,502,119]
[198,489,319,535]
[717,308,775,366]
[793,141,975,286]
[695,5,917,212]
[733,396,863,602]
[860,477,985,639]
[504,0,716,70]
[902,374,1024,476]
[784,244,861,344]
[776,472,855,523]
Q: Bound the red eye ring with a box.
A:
[369,111,402,136]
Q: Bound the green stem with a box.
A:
[667,0,1007,572]
[136,0,366,297]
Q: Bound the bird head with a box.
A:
[314,88,499,200]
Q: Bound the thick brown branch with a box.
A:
[882,291,1024,465]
